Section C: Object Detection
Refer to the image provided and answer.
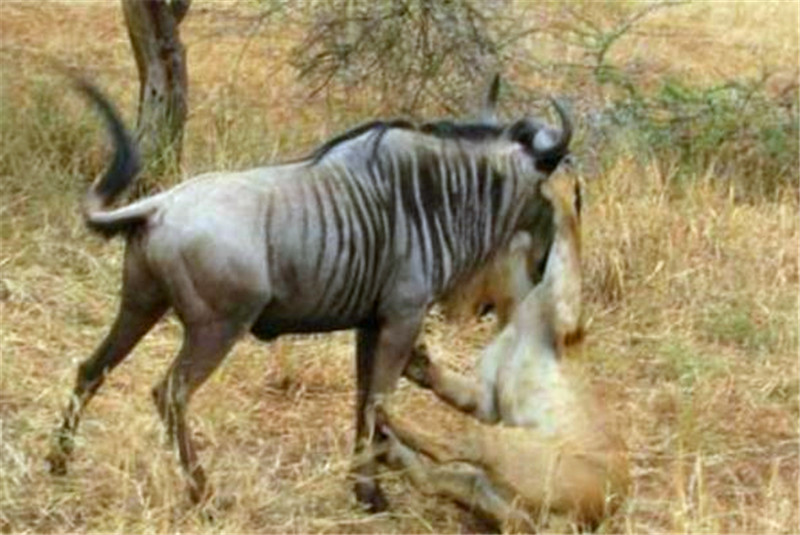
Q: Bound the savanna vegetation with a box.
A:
[1,1,797,533]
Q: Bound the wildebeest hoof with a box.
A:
[45,451,69,476]
[199,493,236,522]
[354,480,389,513]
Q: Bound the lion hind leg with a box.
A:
[381,414,534,532]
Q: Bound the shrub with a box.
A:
[289,0,506,115]
[605,76,798,199]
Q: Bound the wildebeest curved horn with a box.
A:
[533,98,572,160]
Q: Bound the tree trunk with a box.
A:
[122,0,190,189]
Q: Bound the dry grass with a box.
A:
[1,1,798,533]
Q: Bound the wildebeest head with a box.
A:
[439,77,575,326]
[504,99,573,176]
[478,73,573,176]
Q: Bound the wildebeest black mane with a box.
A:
[309,117,510,165]
[418,120,504,141]
[309,119,415,164]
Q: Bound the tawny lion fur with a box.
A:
[378,173,630,532]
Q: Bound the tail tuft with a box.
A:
[71,77,143,236]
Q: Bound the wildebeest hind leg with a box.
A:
[47,252,168,476]
[151,319,247,504]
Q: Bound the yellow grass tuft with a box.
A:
[1,1,797,533]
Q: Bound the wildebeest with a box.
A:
[437,77,565,329]
[46,78,572,510]
[377,170,629,531]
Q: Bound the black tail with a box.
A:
[73,78,141,210]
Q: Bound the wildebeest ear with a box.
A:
[479,73,501,124]
[507,119,537,148]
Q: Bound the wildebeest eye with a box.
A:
[534,153,567,174]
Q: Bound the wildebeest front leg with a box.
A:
[352,312,423,512]
[353,326,385,511]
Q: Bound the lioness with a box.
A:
[377,171,629,531]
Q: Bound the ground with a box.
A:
[1,2,798,533]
